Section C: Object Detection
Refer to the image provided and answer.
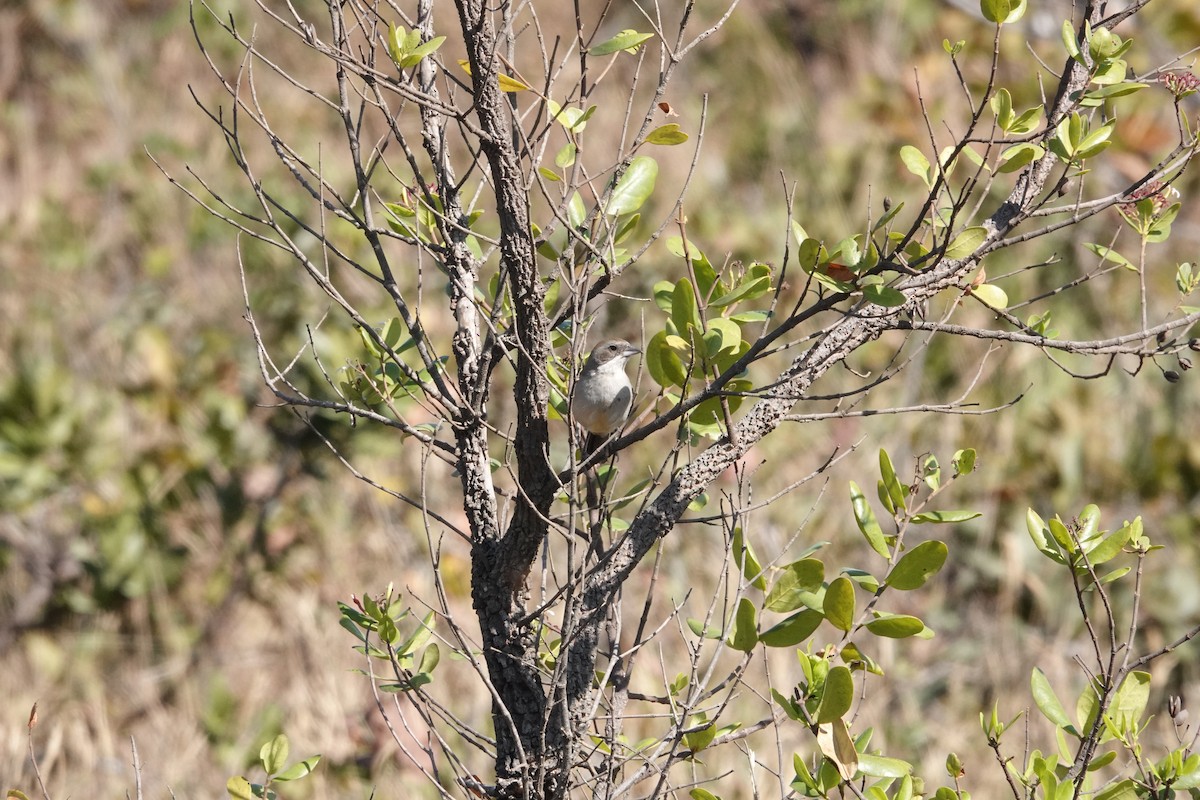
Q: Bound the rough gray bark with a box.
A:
[453,1,563,796]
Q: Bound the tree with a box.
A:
[163,0,1200,798]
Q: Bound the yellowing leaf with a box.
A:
[498,74,530,92]
[457,59,529,92]
[972,283,1008,309]
[646,123,689,145]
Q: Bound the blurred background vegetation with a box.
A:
[2,0,1199,796]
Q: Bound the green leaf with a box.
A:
[645,330,688,387]
[998,143,1044,173]
[646,123,689,145]
[687,618,724,639]
[1083,524,1132,565]
[816,666,855,723]
[859,754,913,778]
[607,156,658,216]
[568,191,586,228]
[1148,202,1181,243]
[879,450,907,513]
[671,278,702,342]
[1077,677,1104,738]
[261,734,289,775]
[766,559,826,612]
[886,541,948,590]
[900,145,934,187]
[419,642,441,675]
[862,284,907,307]
[952,449,976,475]
[703,317,743,357]
[555,142,577,169]
[275,755,322,782]
[850,481,890,559]
[865,613,926,638]
[548,103,597,132]
[1076,120,1115,158]
[922,454,941,491]
[1095,780,1138,800]
[760,609,824,647]
[842,568,881,593]
[1111,671,1150,730]
[1061,20,1081,59]
[396,610,435,657]
[731,527,767,590]
[1048,517,1075,552]
[683,713,716,752]
[945,226,988,259]
[709,269,772,308]
[728,597,758,652]
[399,35,446,68]
[981,0,1025,23]
[1032,668,1075,731]
[1083,82,1148,102]
[1084,242,1135,270]
[991,88,1014,129]
[910,510,982,524]
[1026,508,1061,560]
[1008,106,1043,135]
[689,790,720,800]
[824,576,856,631]
[590,29,655,56]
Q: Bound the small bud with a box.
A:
[1189,338,1200,352]
[1164,370,1181,383]
[1180,357,1193,371]
[1169,696,1183,718]
[946,752,965,778]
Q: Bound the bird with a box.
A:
[571,339,640,455]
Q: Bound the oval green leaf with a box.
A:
[1031,667,1075,733]
[732,527,767,590]
[865,614,925,638]
[606,156,658,216]
[260,734,289,775]
[945,226,988,259]
[862,284,907,307]
[590,29,655,56]
[885,540,948,590]
[816,665,855,723]
[759,609,824,647]
[859,754,913,778]
[824,576,856,631]
[765,558,826,612]
[728,597,758,652]
[850,481,890,559]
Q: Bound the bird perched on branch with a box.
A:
[571,339,640,455]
